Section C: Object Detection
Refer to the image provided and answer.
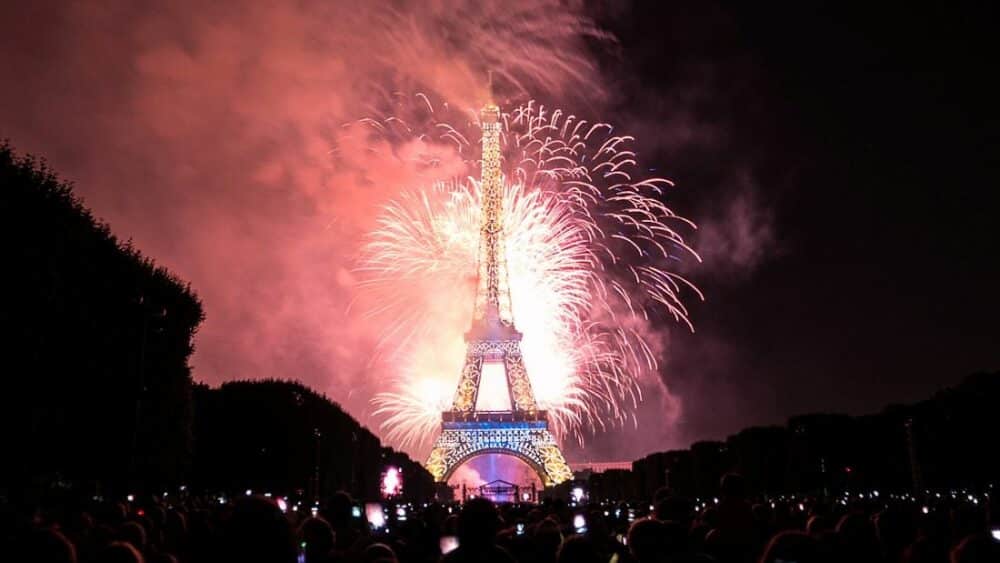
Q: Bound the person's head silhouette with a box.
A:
[457,498,501,550]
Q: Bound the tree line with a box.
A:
[598,372,998,501]
[0,141,431,503]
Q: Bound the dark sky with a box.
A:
[580,1,1000,452]
[1,1,996,461]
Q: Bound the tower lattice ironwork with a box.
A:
[424,97,573,487]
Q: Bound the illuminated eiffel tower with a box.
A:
[424,94,573,488]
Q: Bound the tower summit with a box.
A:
[473,97,510,328]
[424,94,573,488]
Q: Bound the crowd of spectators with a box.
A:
[5,474,997,563]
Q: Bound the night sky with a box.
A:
[585,1,1000,454]
[1,1,996,461]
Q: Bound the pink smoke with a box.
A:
[0,0,694,461]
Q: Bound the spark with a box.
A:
[354,96,700,454]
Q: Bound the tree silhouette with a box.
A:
[191,380,433,501]
[1,141,204,498]
[627,372,998,499]
[0,141,433,502]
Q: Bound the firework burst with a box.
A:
[353,96,701,454]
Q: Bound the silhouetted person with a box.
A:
[642,519,692,561]
[533,518,564,563]
[557,535,601,563]
[875,504,917,563]
[162,508,188,557]
[950,505,988,545]
[223,496,296,563]
[628,518,669,563]
[655,496,694,528]
[715,473,755,562]
[584,509,625,563]
[98,541,145,563]
[441,498,515,563]
[325,492,361,551]
[758,531,822,563]
[835,512,881,563]
[902,536,948,563]
[362,542,397,563]
[298,516,335,563]
[119,521,147,556]
[750,504,775,554]
[22,528,77,563]
[949,534,1000,563]
[806,514,833,537]
[690,506,717,553]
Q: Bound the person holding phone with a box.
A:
[441,498,515,563]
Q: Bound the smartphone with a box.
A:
[365,502,386,529]
[352,505,362,518]
[440,535,460,554]
[616,533,627,546]
[516,522,526,536]
[991,527,1000,541]
[573,514,587,533]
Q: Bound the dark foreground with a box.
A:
[6,474,999,563]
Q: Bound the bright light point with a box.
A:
[573,514,586,530]
[277,498,287,513]
[922,506,929,514]
[245,489,252,496]
[127,494,134,502]
[366,504,386,528]
[441,536,459,555]
[382,466,403,498]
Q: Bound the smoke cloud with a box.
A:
[694,174,778,279]
[0,0,736,461]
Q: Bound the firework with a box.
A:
[354,96,701,455]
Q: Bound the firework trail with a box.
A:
[352,96,702,455]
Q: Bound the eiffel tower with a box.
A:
[424,94,573,488]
